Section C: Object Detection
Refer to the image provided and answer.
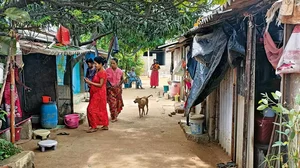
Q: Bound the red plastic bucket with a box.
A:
[64,114,80,129]
[15,127,22,141]
[42,96,51,104]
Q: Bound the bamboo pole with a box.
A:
[9,37,15,144]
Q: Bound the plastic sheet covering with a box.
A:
[186,27,229,124]
[174,60,184,76]
[226,22,246,68]
[187,50,197,79]
[192,32,216,67]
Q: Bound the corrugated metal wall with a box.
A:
[218,69,234,156]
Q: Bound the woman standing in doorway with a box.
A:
[106,58,124,122]
[150,59,160,88]
[84,57,109,133]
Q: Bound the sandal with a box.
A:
[111,119,118,123]
[86,128,98,133]
[101,126,109,130]
[57,132,70,136]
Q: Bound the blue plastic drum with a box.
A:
[41,102,58,129]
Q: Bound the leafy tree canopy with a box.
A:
[0,0,226,51]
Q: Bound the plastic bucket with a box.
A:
[255,117,275,144]
[124,83,130,88]
[15,127,22,141]
[64,114,80,129]
[42,96,51,104]
[163,85,169,93]
[170,81,180,97]
[190,115,204,135]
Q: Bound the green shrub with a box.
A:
[0,139,21,160]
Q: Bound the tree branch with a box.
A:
[79,31,113,46]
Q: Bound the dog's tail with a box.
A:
[147,94,153,98]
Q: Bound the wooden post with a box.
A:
[242,16,256,168]
[9,55,15,144]
[281,24,298,168]
[171,51,174,81]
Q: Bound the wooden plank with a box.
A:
[242,16,254,168]
[247,20,256,167]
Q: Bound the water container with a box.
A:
[163,85,169,93]
[41,102,58,129]
[190,114,205,135]
[170,81,180,97]
[64,114,80,129]
[255,117,275,144]
[42,96,51,104]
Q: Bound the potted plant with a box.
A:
[0,109,7,129]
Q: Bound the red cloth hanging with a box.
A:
[56,26,70,45]
[263,31,283,70]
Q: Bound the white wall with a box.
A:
[141,51,172,78]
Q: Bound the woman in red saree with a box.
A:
[84,57,109,133]
[106,58,124,122]
[150,59,160,88]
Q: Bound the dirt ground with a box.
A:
[20,77,230,168]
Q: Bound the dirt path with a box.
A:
[20,77,230,168]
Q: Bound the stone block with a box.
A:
[179,120,210,144]
[0,131,10,141]
[0,151,35,168]
[20,120,32,140]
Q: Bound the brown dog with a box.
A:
[133,95,153,117]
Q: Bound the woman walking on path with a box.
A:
[150,59,160,88]
[84,57,109,133]
[106,58,124,122]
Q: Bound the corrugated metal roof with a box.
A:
[20,40,93,56]
[198,0,261,26]
[184,0,274,36]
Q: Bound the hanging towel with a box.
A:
[112,36,119,54]
[263,31,283,70]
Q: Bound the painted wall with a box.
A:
[56,55,67,86]
[142,51,172,78]
[72,56,81,94]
